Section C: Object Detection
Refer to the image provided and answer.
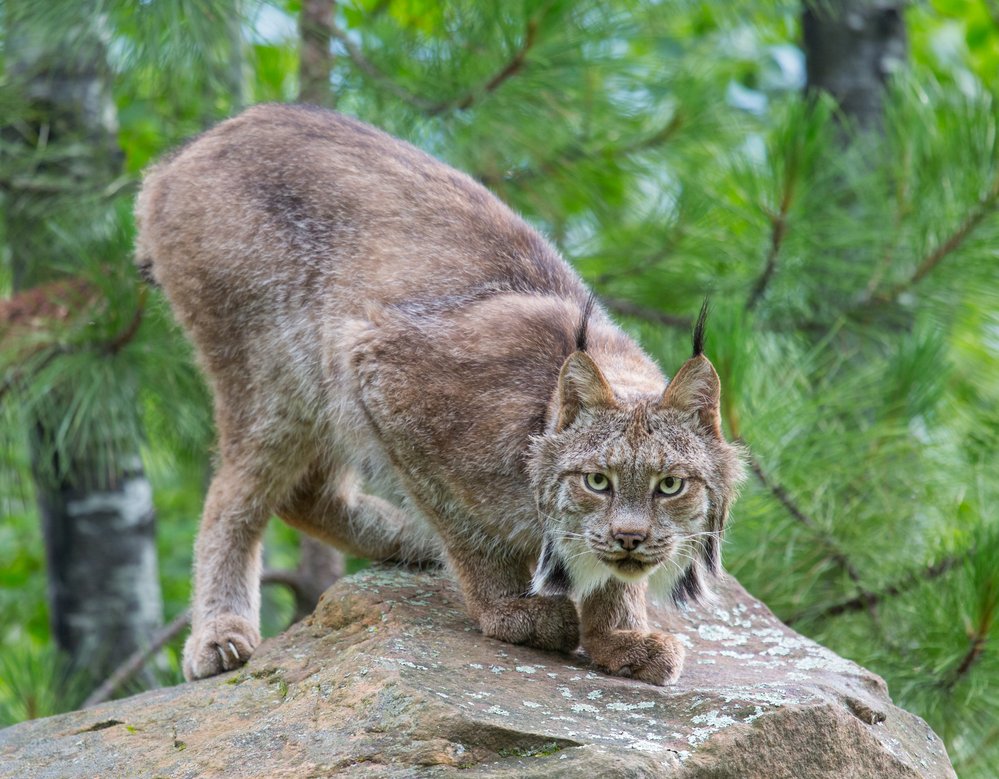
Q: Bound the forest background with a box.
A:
[1,1,997,776]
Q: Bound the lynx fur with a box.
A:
[135,104,744,684]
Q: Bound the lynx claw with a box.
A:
[183,615,261,680]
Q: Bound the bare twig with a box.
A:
[81,569,322,706]
[260,567,314,604]
[83,610,191,707]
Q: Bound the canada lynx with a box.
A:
[135,104,744,684]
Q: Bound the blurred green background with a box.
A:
[1,1,997,775]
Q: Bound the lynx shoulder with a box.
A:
[136,104,744,684]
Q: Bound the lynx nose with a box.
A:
[613,531,647,551]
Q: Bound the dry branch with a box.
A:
[82,569,319,706]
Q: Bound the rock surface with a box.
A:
[0,567,955,778]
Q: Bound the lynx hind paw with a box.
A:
[587,630,685,686]
[182,615,261,681]
[480,595,580,654]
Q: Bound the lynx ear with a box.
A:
[555,351,616,431]
[661,355,722,438]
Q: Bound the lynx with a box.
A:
[135,104,744,685]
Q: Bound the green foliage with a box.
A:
[1,2,997,775]
[0,643,91,725]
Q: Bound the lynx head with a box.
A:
[529,302,745,605]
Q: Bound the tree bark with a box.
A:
[803,0,907,131]
[3,3,163,681]
[299,0,336,107]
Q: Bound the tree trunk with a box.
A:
[299,0,336,106]
[3,4,163,682]
[803,0,907,131]
[294,0,345,614]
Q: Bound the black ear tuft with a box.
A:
[692,298,709,357]
[533,536,572,596]
[575,292,598,353]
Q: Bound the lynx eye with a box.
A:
[656,476,684,496]
[584,472,611,493]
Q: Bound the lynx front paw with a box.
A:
[584,630,685,686]
[479,595,580,654]
[182,615,261,681]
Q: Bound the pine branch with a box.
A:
[746,174,795,312]
[863,146,912,297]
[480,114,683,190]
[332,5,550,116]
[785,551,966,625]
[0,278,148,406]
[745,449,877,618]
[329,22,439,112]
[602,297,692,330]
[104,287,147,356]
[942,575,997,691]
[871,173,999,304]
[591,226,685,288]
[434,13,542,116]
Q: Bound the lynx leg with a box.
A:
[278,465,442,565]
[579,578,685,685]
[448,547,579,653]
[183,464,269,681]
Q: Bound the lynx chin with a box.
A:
[135,104,745,686]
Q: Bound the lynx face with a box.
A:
[530,350,744,603]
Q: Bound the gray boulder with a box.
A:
[0,567,956,777]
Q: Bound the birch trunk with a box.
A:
[4,2,163,681]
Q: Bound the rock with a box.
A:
[0,567,955,778]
